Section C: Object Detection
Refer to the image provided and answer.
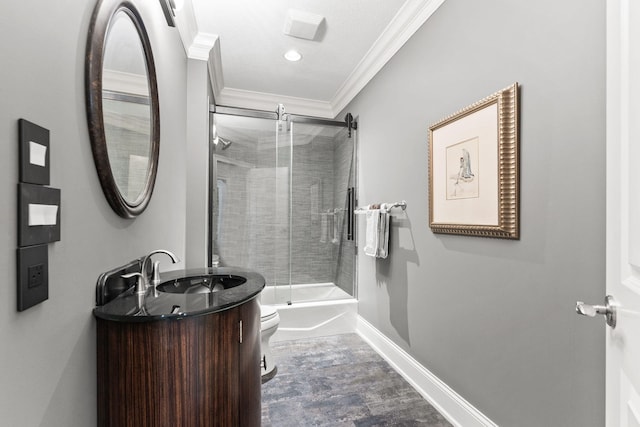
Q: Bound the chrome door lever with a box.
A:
[576,295,617,328]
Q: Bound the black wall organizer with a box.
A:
[17,119,60,311]
[17,245,49,311]
[19,119,50,185]
[18,183,61,246]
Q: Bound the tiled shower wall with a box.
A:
[213,121,355,297]
[289,132,335,285]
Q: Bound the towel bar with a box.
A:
[354,200,407,213]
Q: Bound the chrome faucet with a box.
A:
[120,272,148,314]
[141,249,180,289]
[121,272,146,295]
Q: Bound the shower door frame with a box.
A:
[207,104,359,302]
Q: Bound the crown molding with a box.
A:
[181,0,446,117]
[174,2,217,61]
[217,88,335,118]
[174,1,197,57]
[331,0,446,114]
[188,33,218,60]
[208,38,224,100]
[102,69,148,97]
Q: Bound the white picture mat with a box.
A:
[432,102,499,225]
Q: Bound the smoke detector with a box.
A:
[283,9,324,41]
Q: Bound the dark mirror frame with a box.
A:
[86,0,160,219]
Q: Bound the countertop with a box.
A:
[93,267,265,322]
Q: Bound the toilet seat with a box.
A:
[260,304,280,331]
[261,304,277,320]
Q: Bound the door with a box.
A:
[274,110,292,303]
[605,0,640,425]
[209,108,357,305]
[209,111,293,305]
[288,122,358,300]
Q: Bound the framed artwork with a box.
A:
[428,83,519,239]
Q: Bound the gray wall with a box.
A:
[347,0,605,426]
[290,135,336,285]
[0,1,188,426]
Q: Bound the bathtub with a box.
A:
[259,283,358,342]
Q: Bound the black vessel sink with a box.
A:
[156,275,247,294]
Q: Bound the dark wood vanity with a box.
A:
[96,299,260,426]
[94,268,265,427]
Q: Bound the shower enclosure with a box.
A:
[209,106,357,329]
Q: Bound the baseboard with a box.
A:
[356,316,498,427]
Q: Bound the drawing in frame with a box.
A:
[428,83,519,239]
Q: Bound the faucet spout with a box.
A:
[142,249,180,289]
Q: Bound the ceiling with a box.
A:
[173,0,445,118]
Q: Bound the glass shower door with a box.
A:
[271,114,292,304]
[210,112,293,305]
[210,110,357,306]
[288,122,356,302]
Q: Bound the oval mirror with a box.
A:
[86,0,160,218]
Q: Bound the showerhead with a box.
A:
[211,123,233,150]
[216,136,233,150]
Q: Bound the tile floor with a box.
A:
[261,334,452,427]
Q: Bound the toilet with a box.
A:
[260,304,280,382]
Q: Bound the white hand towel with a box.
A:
[377,211,390,259]
[364,209,380,257]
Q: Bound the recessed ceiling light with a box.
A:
[284,50,302,62]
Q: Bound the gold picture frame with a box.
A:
[428,83,519,239]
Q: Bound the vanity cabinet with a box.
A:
[96,297,261,427]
